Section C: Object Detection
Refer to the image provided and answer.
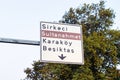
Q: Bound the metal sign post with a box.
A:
[0,38,40,46]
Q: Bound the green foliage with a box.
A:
[107,30,120,63]
[83,31,118,79]
[61,1,115,36]
[72,66,94,80]
[24,1,120,80]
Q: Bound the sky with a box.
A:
[0,0,120,80]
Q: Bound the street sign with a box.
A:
[40,22,84,64]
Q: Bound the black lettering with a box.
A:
[42,23,68,31]
[69,42,72,46]
[48,47,52,51]
[52,40,55,44]
[71,49,74,53]
[58,27,61,30]
[64,41,68,45]
[48,40,51,44]
[53,25,56,30]
[47,25,49,29]
[43,39,46,43]
[55,41,59,44]
[59,47,62,52]
[53,48,56,52]
[67,49,70,53]
[60,40,63,45]
[64,48,66,52]
[66,27,68,31]
[62,27,65,31]
[43,46,47,51]
[50,25,52,29]
[56,47,59,51]
[42,24,46,29]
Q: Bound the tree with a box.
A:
[61,1,115,35]
[24,1,120,80]
[108,30,120,63]
[24,61,73,80]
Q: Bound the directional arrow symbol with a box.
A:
[58,54,66,60]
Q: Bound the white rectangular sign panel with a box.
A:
[40,22,84,64]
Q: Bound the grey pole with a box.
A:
[0,38,40,46]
